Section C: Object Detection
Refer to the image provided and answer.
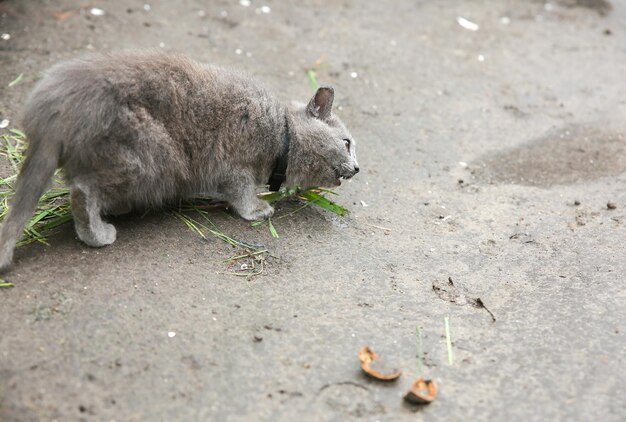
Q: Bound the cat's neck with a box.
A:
[267,113,291,191]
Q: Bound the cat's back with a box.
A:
[26,52,272,133]
[22,51,277,154]
[29,52,243,109]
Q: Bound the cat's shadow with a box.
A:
[12,198,337,270]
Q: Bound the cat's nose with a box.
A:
[354,166,360,174]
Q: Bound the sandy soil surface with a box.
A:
[1,0,625,420]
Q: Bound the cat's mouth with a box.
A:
[334,165,358,186]
[334,174,354,186]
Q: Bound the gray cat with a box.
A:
[0,52,359,271]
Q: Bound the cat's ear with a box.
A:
[306,86,334,120]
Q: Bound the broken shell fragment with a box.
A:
[403,377,437,404]
[357,346,401,381]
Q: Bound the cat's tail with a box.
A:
[0,137,59,272]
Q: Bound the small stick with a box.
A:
[225,249,268,262]
[476,298,496,323]
[365,223,392,231]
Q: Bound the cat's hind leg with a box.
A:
[70,183,117,247]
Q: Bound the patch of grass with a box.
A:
[171,206,274,279]
[253,187,348,237]
[0,130,72,246]
[172,207,265,251]
[258,187,347,215]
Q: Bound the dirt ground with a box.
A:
[1,0,625,420]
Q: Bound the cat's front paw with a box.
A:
[238,201,275,221]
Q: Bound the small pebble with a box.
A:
[0,119,9,129]
[197,10,206,17]
[350,71,358,78]
[167,331,176,338]
[1,33,10,41]
[143,4,151,11]
[360,200,369,207]
[235,48,242,55]
[500,16,511,25]
[89,8,105,16]
[260,5,271,13]
[456,16,479,31]
[478,54,485,62]
[159,42,165,48]
[239,0,251,7]
[607,202,617,210]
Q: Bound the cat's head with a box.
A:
[287,87,359,188]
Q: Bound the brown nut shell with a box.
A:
[357,346,402,381]
[403,377,437,404]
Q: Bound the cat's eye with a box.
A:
[343,139,351,150]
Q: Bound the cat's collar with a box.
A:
[267,115,290,192]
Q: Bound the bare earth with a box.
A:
[1,0,625,420]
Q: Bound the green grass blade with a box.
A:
[37,214,73,231]
[445,316,453,365]
[299,190,348,216]
[268,218,279,238]
[416,325,423,376]
[312,187,339,196]
[0,175,17,185]
[172,211,207,240]
[306,69,319,90]
[274,201,312,221]
[9,128,26,138]
[8,73,24,87]
[27,208,53,228]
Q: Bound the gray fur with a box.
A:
[0,52,359,271]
